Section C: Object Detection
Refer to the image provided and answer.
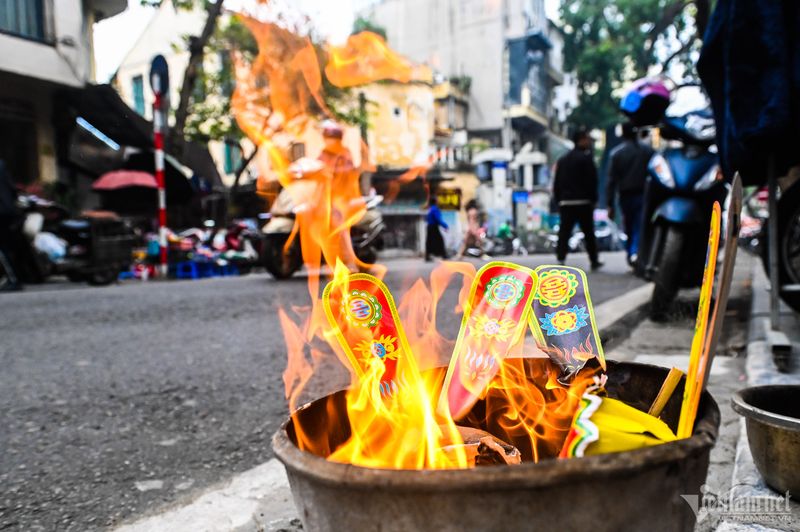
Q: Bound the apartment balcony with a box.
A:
[88,0,127,21]
[504,103,549,138]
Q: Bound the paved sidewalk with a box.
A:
[613,253,800,532]
[712,261,800,532]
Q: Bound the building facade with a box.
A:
[358,0,571,234]
[0,0,126,187]
[359,0,565,148]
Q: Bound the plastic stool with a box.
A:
[196,261,216,278]
[217,263,239,277]
[174,261,199,280]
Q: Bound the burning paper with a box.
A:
[322,269,415,397]
[528,265,607,384]
[321,267,468,469]
[678,201,722,438]
[438,262,538,420]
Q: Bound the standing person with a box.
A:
[0,160,22,291]
[553,129,603,269]
[455,199,486,259]
[425,196,448,261]
[606,122,654,266]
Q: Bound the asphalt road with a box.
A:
[0,252,643,531]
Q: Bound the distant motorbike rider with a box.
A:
[496,219,514,240]
[317,120,360,268]
[553,129,603,269]
[0,160,22,291]
[606,122,654,265]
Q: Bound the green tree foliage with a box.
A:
[351,16,387,40]
[559,0,710,129]
[184,16,257,144]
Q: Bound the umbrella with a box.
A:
[93,170,158,191]
[93,170,161,216]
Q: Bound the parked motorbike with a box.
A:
[559,216,627,254]
[756,178,800,312]
[636,109,728,318]
[0,194,136,286]
[262,161,385,279]
[483,235,528,257]
[738,187,768,256]
[199,219,263,274]
[624,76,800,314]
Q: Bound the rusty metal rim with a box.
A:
[732,385,800,432]
[272,419,716,492]
[272,391,719,492]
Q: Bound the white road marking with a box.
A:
[115,459,294,532]
[134,480,164,492]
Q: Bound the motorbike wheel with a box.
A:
[66,271,85,283]
[650,225,684,321]
[88,268,118,286]
[264,235,301,280]
[356,246,378,265]
[0,256,9,289]
[778,183,800,312]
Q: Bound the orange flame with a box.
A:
[232,16,389,306]
[232,11,594,470]
[325,31,431,88]
[470,358,598,463]
[282,261,596,469]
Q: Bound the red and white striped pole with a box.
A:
[153,90,167,277]
[149,55,170,277]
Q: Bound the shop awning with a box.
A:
[55,84,223,190]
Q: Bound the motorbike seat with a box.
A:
[60,219,90,231]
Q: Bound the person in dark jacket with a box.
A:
[0,160,22,290]
[553,129,602,269]
[425,196,448,261]
[606,122,654,265]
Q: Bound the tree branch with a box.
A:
[661,38,693,72]
[231,144,258,197]
[170,0,225,156]
[645,0,690,53]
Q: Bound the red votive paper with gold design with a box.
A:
[437,261,537,420]
[323,273,415,397]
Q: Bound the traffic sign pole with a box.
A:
[150,56,170,277]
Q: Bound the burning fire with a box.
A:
[277,259,598,470]
[232,11,597,470]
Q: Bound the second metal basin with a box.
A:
[732,384,800,495]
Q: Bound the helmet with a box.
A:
[321,120,344,139]
[620,78,671,126]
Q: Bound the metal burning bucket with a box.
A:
[732,384,800,495]
[273,361,719,532]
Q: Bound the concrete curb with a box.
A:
[113,283,654,532]
[723,261,800,531]
[595,282,652,350]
